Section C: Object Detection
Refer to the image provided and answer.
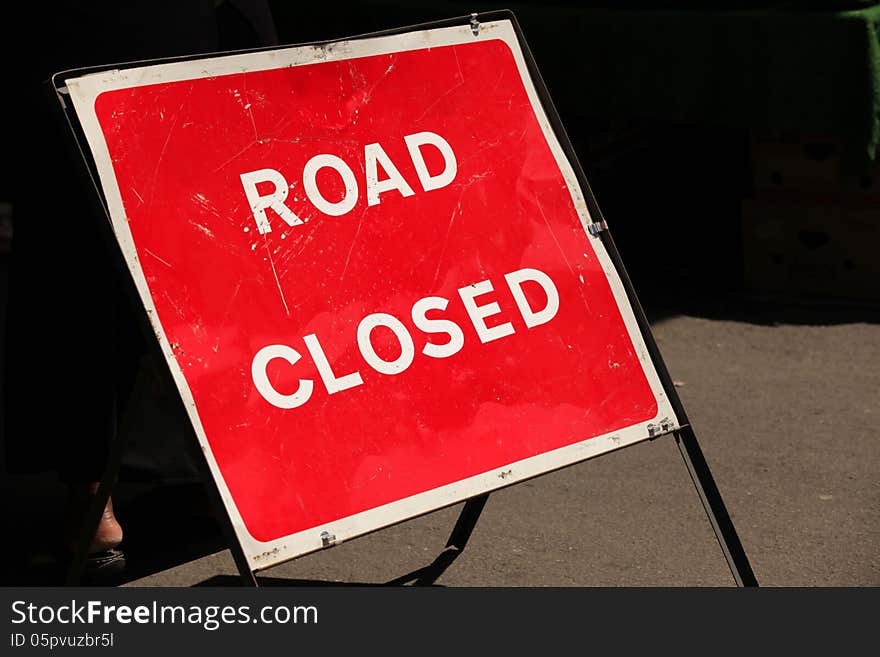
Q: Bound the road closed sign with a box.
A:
[63,17,679,570]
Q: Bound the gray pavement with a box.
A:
[126,312,880,586]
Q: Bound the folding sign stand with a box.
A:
[54,11,756,587]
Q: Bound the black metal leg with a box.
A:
[446,493,489,551]
[386,493,490,586]
[675,427,758,587]
[238,565,259,587]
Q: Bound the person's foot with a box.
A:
[64,483,123,555]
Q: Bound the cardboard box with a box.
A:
[741,198,880,300]
[750,132,842,194]
[840,161,880,202]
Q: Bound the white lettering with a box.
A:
[505,268,560,328]
[364,142,415,206]
[458,280,515,344]
[251,345,314,409]
[405,131,457,192]
[239,168,305,234]
[241,132,456,229]
[411,296,464,358]
[357,313,415,375]
[303,333,363,394]
[250,268,560,408]
[302,154,359,216]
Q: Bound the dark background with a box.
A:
[3,1,879,312]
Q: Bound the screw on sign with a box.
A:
[63,19,678,569]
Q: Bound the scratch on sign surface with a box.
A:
[188,220,215,239]
[262,234,290,316]
[340,207,367,284]
[431,189,466,289]
[149,85,193,203]
[143,248,172,268]
[415,79,465,123]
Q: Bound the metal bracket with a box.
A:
[587,219,608,236]
[470,14,480,36]
[320,530,337,547]
[646,417,676,438]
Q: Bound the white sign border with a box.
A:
[65,19,679,571]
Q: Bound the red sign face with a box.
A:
[69,21,675,565]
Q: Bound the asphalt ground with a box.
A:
[113,304,878,587]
